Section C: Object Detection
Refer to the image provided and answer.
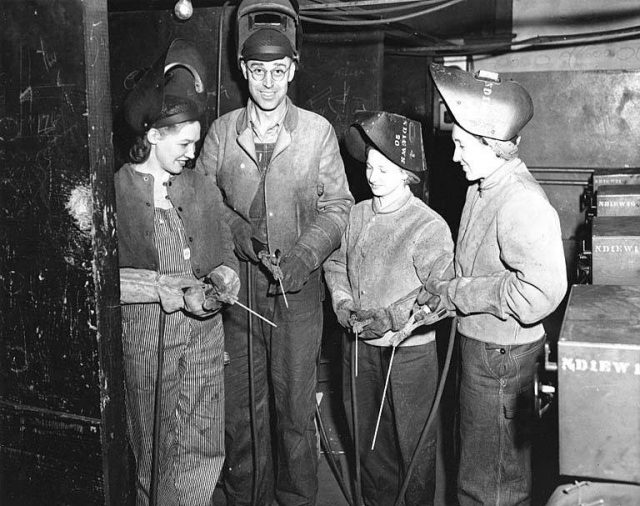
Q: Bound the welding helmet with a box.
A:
[345,111,426,174]
[124,39,206,135]
[429,63,533,141]
[236,0,301,66]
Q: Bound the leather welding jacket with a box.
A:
[325,191,455,347]
[448,157,567,345]
[194,97,354,269]
[114,163,238,277]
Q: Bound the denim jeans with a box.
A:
[342,341,439,506]
[457,334,545,506]
[223,260,324,506]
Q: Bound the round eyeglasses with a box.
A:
[246,65,291,83]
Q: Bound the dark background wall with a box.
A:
[1,1,126,505]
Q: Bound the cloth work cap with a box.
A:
[124,39,206,134]
[345,111,426,174]
[241,27,294,62]
[429,63,533,141]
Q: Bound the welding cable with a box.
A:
[349,336,364,506]
[301,0,450,17]
[300,0,463,26]
[301,0,447,12]
[149,310,167,506]
[392,317,457,506]
[315,401,354,506]
[246,261,260,506]
[389,23,640,57]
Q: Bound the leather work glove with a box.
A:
[335,299,356,330]
[279,252,313,293]
[183,284,218,317]
[206,265,241,305]
[416,280,456,313]
[353,306,405,340]
[119,268,200,314]
[231,223,258,262]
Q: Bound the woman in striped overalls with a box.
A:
[116,40,239,505]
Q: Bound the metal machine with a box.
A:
[543,169,640,505]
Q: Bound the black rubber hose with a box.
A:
[393,317,458,506]
[246,262,259,505]
[350,339,363,506]
[150,309,167,506]
[315,402,354,506]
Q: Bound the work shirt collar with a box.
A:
[371,186,413,214]
[477,157,522,194]
[236,96,299,137]
[247,99,287,143]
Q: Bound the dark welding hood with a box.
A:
[124,39,206,135]
[345,111,426,174]
[429,63,533,141]
[236,0,300,65]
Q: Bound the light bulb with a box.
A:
[174,0,193,20]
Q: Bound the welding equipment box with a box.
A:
[591,216,640,285]
[596,184,640,216]
[558,285,640,484]
[592,168,640,190]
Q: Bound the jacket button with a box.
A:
[146,202,151,207]
[500,348,506,354]
[189,237,193,242]
[178,207,183,212]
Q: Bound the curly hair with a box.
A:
[128,135,152,163]
[127,121,196,164]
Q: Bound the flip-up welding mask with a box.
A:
[429,63,533,141]
[124,39,206,135]
[236,0,300,66]
[345,111,427,175]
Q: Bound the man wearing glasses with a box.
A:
[196,26,353,506]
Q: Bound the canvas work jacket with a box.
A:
[325,190,455,347]
[450,157,567,345]
[114,163,238,278]
[195,97,354,270]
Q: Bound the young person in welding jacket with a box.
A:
[195,27,353,506]
[324,111,454,506]
[115,39,240,505]
[423,64,567,506]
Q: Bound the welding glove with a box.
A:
[206,265,241,305]
[335,299,356,330]
[354,305,406,340]
[280,252,313,293]
[120,268,200,314]
[415,279,456,316]
[183,284,219,317]
[231,222,258,263]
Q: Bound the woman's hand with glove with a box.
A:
[335,299,357,330]
[353,305,406,340]
[206,265,241,305]
[183,266,241,317]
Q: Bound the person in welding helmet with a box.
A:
[195,25,353,506]
[324,111,454,506]
[115,39,240,505]
[424,64,567,506]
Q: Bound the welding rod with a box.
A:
[234,300,278,328]
[371,345,396,450]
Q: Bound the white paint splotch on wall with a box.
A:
[65,184,93,236]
